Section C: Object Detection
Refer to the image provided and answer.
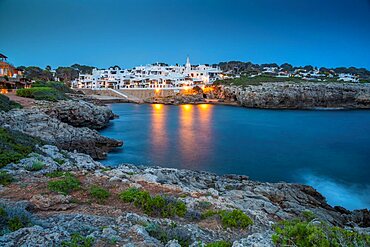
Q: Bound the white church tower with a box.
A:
[185,56,191,72]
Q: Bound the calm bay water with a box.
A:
[100,103,370,210]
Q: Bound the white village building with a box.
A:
[73,57,222,89]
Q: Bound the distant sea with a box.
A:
[100,103,370,210]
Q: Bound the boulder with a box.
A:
[36,100,116,129]
[0,109,122,159]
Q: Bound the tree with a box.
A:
[45,65,52,71]
[56,67,79,82]
[280,63,293,72]
[71,64,96,74]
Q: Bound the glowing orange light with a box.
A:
[182,104,191,111]
[0,89,8,94]
[153,104,163,110]
[155,88,160,93]
[199,104,209,110]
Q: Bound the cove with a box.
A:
[99,103,370,210]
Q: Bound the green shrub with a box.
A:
[89,185,110,203]
[16,87,67,101]
[119,188,187,218]
[197,201,212,210]
[46,171,71,178]
[272,212,370,247]
[201,209,253,229]
[119,187,142,203]
[8,216,29,231]
[206,240,233,247]
[0,128,44,167]
[145,223,192,247]
[0,205,32,235]
[0,171,13,186]
[0,207,7,218]
[54,158,65,165]
[219,209,253,229]
[61,233,94,247]
[32,81,74,94]
[25,161,44,171]
[48,174,81,195]
[201,209,219,219]
[0,94,22,112]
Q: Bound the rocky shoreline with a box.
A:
[0,100,122,159]
[1,95,369,246]
[217,82,370,109]
[0,144,369,246]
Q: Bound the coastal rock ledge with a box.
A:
[0,145,368,246]
[220,83,370,109]
[35,100,117,129]
[0,109,122,159]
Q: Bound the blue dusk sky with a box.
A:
[0,0,370,69]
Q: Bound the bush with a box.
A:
[16,87,67,101]
[32,81,74,94]
[201,209,253,229]
[25,161,44,171]
[219,209,253,229]
[48,174,81,195]
[145,223,192,247]
[272,212,370,247]
[46,171,71,178]
[206,240,233,247]
[89,185,110,203]
[0,171,13,186]
[0,204,32,235]
[61,233,94,247]
[0,128,44,167]
[0,94,22,112]
[119,188,187,218]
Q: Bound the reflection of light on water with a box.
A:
[150,104,167,160]
[153,104,163,110]
[301,173,370,210]
[182,104,192,111]
[199,104,209,110]
[178,104,213,169]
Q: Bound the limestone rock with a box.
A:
[0,109,122,159]
[36,100,116,129]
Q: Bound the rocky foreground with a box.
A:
[0,145,369,246]
[217,82,370,109]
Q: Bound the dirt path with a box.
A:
[6,92,35,108]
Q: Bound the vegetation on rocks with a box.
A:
[16,87,67,101]
[89,185,110,203]
[32,81,74,94]
[25,160,44,171]
[119,187,187,218]
[0,94,22,112]
[202,209,253,229]
[0,127,44,167]
[272,211,370,247]
[15,81,73,101]
[0,205,32,235]
[0,171,13,186]
[215,75,301,86]
[48,173,81,195]
[205,240,233,247]
[61,233,94,247]
[145,223,192,247]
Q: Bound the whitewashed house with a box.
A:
[338,73,359,83]
[73,57,222,89]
